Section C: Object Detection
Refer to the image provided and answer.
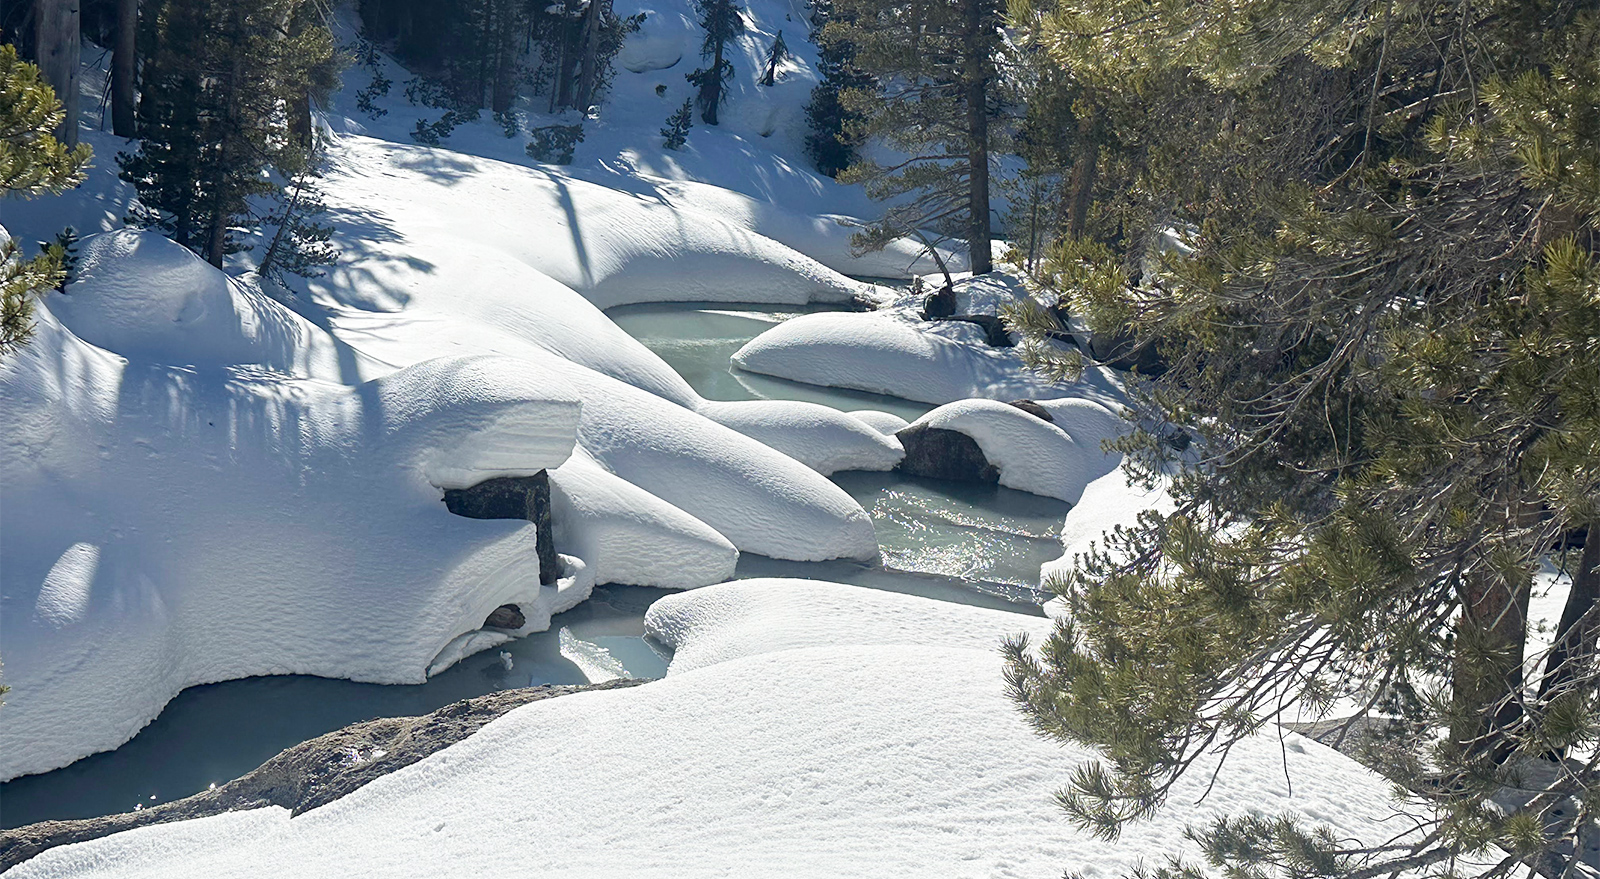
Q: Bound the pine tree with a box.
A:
[758,30,788,86]
[0,44,91,354]
[660,98,694,149]
[825,0,1004,274]
[118,0,339,267]
[686,0,744,125]
[1002,3,1600,878]
[802,0,872,178]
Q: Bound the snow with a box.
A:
[0,297,589,779]
[549,448,739,588]
[11,582,1430,879]
[847,409,911,435]
[1040,460,1178,619]
[699,399,904,474]
[904,398,1124,503]
[731,273,1128,407]
[645,578,1054,674]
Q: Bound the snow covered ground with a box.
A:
[10,582,1429,878]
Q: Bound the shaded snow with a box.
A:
[905,398,1125,503]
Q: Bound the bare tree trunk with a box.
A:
[1537,531,1598,710]
[703,37,724,125]
[1065,119,1097,239]
[111,0,136,137]
[961,0,992,275]
[34,0,80,147]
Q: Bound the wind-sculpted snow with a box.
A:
[0,304,583,780]
[905,398,1125,503]
[549,449,739,589]
[12,583,1429,879]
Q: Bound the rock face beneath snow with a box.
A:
[894,424,999,484]
[482,604,526,629]
[0,680,649,872]
[1006,399,1053,422]
[443,472,560,585]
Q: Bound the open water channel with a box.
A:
[0,302,1067,828]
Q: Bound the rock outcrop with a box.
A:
[443,471,560,584]
[894,424,999,484]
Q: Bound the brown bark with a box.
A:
[34,0,80,147]
[1065,118,1098,239]
[1451,563,1531,761]
[572,0,608,114]
[111,0,136,137]
[962,0,992,275]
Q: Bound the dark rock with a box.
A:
[895,425,998,484]
[1085,328,1166,375]
[483,604,525,629]
[921,282,956,320]
[0,679,649,871]
[1006,400,1053,422]
[442,471,560,585]
[944,314,1014,347]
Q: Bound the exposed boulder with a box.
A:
[894,424,999,484]
[483,604,526,629]
[945,314,1014,347]
[443,471,560,585]
[1006,399,1053,422]
[1085,328,1166,375]
[921,282,956,319]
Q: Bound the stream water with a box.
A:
[0,301,1067,829]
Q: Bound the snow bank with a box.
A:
[549,449,738,589]
[903,398,1123,503]
[11,587,1425,878]
[1040,460,1177,618]
[699,399,904,474]
[847,409,911,435]
[0,300,585,779]
[645,578,1054,674]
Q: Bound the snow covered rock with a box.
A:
[7,600,1433,878]
[894,398,1123,503]
[699,399,904,475]
[846,409,910,435]
[0,308,585,779]
[548,450,738,589]
[645,578,1054,674]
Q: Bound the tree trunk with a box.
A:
[572,0,607,114]
[1065,118,1097,239]
[34,0,80,147]
[1451,564,1531,762]
[1537,530,1598,709]
[704,41,724,125]
[111,0,136,137]
[961,0,992,275]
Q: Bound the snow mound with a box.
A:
[1041,460,1178,619]
[320,138,862,311]
[0,300,585,779]
[904,398,1123,503]
[847,408,911,435]
[51,230,373,379]
[549,449,738,588]
[645,578,1054,674]
[699,399,904,475]
[9,644,1421,878]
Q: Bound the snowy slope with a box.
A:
[903,398,1124,502]
[11,583,1432,878]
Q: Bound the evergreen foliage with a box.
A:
[526,123,585,164]
[118,0,339,267]
[0,43,90,354]
[824,0,1004,274]
[758,29,787,86]
[660,98,694,149]
[1002,3,1600,878]
[256,170,337,285]
[686,0,744,125]
[801,0,872,178]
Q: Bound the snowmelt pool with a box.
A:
[1,301,1063,829]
